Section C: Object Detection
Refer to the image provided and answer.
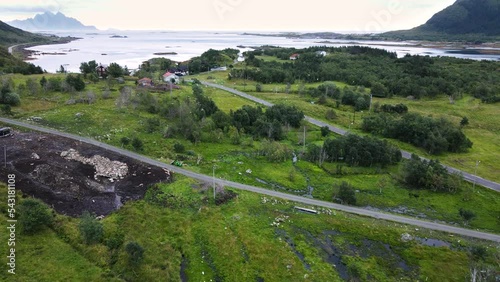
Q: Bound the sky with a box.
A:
[0,0,457,32]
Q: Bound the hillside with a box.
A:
[0,21,58,74]
[383,0,500,41]
[0,20,50,46]
[8,12,97,31]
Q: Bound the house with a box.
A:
[96,63,108,78]
[163,72,179,84]
[290,53,300,60]
[169,65,189,76]
[138,78,153,87]
[316,51,327,57]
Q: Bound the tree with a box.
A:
[459,208,476,224]
[336,182,356,205]
[107,62,124,78]
[116,87,132,109]
[65,74,85,92]
[370,82,388,97]
[256,83,263,92]
[460,116,469,127]
[18,198,53,234]
[0,88,21,106]
[39,76,47,88]
[79,211,104,244]
[57,65,66,73]
[125,241,144,266]
[80,60,98,77]
[321,126,330,137]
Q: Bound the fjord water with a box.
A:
[26,30,500,73]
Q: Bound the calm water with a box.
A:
[26,30,500,73]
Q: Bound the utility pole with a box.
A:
[212,165,216,201]
[303,126,306,152]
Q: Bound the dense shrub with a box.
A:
[79,211,104,244]
[362,112,472,154]
[400,154,462,193]
[18,199,53,234]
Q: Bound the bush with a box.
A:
[321,126,330,137]
[125,241,144,266]
[105,231,125,250]
[18,198,53,234]
[256,83,263,92]
[132,137,144,151]
[173,142,185,153]
[0,91,21,106]
[120,136,131,146]
[401,154,462,193]
[336,182,356,205]
[79,211,104,244]
[459,208,476,223]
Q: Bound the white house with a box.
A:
[316,51,327,57]
[163,72,179,84]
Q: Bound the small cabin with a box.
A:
[0,127,12,138]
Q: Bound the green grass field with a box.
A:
[1,74,499,234]
[1,179,496,281]
[192,71,500,184]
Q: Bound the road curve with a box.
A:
[200,81,500,193]
[1,117,499,242]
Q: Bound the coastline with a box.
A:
[9,36,81,61]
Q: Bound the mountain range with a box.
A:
[7,12,97,31]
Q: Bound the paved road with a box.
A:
[1,117,499,242]
[8,44,20,54]
[201,81,500,193]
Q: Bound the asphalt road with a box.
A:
[1,116,499,242]
[8,44,20,54]
[200,81,500,193]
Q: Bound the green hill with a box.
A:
[0,20,49,46]
[383,0,500,41]
[0,21,53,74]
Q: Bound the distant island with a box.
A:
[110,35,128,38]
[8,12,98,31]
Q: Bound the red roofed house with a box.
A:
[163,72,179,84]
[290,53,300,60]
[138,77,153,87]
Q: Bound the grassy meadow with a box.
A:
[1,179,497,282]
[1,73,499,234]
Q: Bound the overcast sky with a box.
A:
[0,0,456,32]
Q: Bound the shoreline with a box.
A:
[315,40,500,56]
[9,36,81,61]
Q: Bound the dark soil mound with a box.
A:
[0,130,171,217]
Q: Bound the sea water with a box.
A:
[25,30,500,73]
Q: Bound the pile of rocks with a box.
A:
[61,149,128,180]
[271,215,290,227]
